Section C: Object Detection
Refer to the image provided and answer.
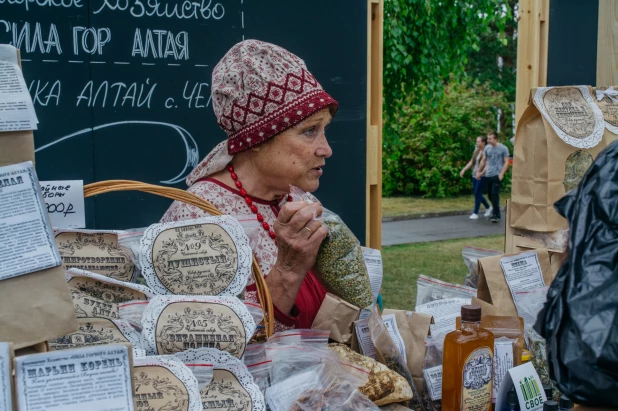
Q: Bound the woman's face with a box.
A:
[253,109,333,193]
[476,137,485,149]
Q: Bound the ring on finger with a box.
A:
[304,226,313,234]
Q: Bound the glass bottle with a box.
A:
[442,305,495,411]
[544,400,559,410]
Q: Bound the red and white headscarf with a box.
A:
[186,39,338,186]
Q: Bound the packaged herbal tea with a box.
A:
[175,348,266,411]
[140,216,253,296]
[512,86,617,232]
[55,229,138,282]
[66,268,155,303]
[48,318,141,351]
[140,295,256,358]
[133,356,202,411]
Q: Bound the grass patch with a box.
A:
[382,192,511,219]
[381,235,505,311]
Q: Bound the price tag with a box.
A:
[495,362,547,411]
[40,180,85,228]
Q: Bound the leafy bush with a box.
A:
[383,80,512,198]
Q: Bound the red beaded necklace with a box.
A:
[227,165,292,241]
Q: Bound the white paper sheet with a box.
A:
[500,252,546,302]
[354,318,378,360]
[423,365,443,401]
[0,162,61,280]
[415,297,471,336]
[362,247,383,304]
[493,338,514,403]
[15,344,134,411]
[382,313,407,363]
[0,45,18,65]
[0,343,11,411]
[40,180,86,229]
[0,61,38,131]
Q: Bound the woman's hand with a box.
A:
[266,201,329,314]
[460,169,465,178]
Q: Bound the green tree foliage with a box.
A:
[383,80,512,197]
[382,0,515,197]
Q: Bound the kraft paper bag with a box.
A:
[382,309,432,391]
[511,86,618,232]
[312,293,360,344]
[476,250,553,317]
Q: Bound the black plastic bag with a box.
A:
[535,140,618,407]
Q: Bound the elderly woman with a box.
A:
[161,40,339,332]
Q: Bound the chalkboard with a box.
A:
[0,0,368,242]
[547,0,599,87]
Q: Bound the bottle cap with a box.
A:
[521,349,531,363]
[543,384,553,399]
[507,389,518,406]
[461,305,481,322]
[560,396,574,409]
[544,400,559,411]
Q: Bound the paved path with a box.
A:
[382,213,505,246]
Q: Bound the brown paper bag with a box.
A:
[0,98,78,349]
[477,250,554,317]
[511,86,618,232]
[382,309,432,391]
[311,293,360,344]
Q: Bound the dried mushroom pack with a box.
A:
[141,295,256,358]
[564,150,594,192]
[54,229,138,282]
[48,317,141,351]
[174,348,266,411]
[66,268,155,303]
[289,186,373,309]
[328,343,413,406]
[133,356,202,411]
[140,216,253,297]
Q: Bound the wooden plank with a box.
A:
[515,0,549,128]
[597,0,618,86]
[366,0,383,249]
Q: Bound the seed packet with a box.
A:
[174,348,266,411]
[55,229,138,282]
[66,268,155,303]
[48,318,141,351]
[139,216,253,296]
[289,186,373,309]
[133,356,202,411]
[140,295,256,358]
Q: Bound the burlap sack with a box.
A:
[511,86,618,232]
[477,250,554,317]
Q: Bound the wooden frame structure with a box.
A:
[366,0,384,249]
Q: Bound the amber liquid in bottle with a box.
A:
[442,305,494,411]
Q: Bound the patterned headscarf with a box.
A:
[186,39,338,186]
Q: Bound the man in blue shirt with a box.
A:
[477,131,510,223]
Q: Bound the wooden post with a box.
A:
[515,0,550,128]
[597,0,618,86]
[366,0,383,249]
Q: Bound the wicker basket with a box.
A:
[83,180,274,337]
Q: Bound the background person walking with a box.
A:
[477,131,510,223]
[460,136,491,220]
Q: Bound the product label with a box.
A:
[201,369,252,411]
[461,347,493,411]
[48,318,135,351]
[265,370,320,411]
[354,318,377,360]
[500,252,546,303]
[543,87,596,138]
[493,339,514,403]
[415,297,472,336]
[594,87,618,128]
[56,232,135,282]
[362,247,383,304]
[155,302,247,358]
[423,365,443,401]
[151,224,239,295]
[382,314,407,363]
[67,276,148,303]
[70,289,120,320]
[134,365,189,411]
[15,345,133,411]
[0,343,11,411]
